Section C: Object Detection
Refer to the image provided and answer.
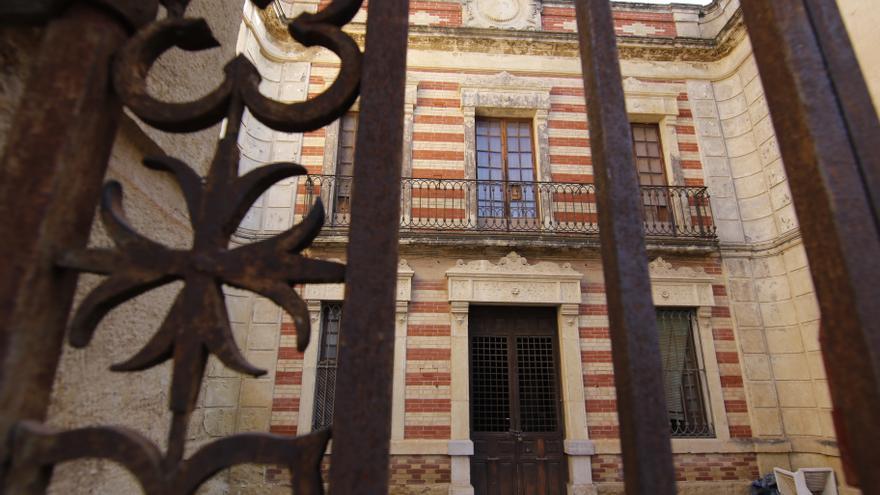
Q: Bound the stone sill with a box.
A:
[593,437,793,455]
[309,229,719,254]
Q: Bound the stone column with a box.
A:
[449,301,475,495]
[392,300,409,440]
[401,83,417,225]
[534,108,555,229]
[558,303,597,495]
[296,301,324,433]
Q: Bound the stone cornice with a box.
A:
[258,2,748,63]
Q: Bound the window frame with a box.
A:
[312,301,344,431]
[474,116,541,222]
[656,307,716,439]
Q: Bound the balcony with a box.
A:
[303,176,716,241]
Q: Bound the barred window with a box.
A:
[656,309,714,438]
[312,302,343,431]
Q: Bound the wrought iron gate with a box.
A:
[0,0,878,494]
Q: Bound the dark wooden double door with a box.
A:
[469,306,566,495]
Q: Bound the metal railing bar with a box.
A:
[573,0,676,493]
[741,0,880,488]
[327,0,410,490]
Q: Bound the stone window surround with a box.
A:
[321,83,418,179]
[318,85,418,223]
[622,76,686,187]
[298,260,415,444]
[647,257,730,448]
[443,253,729,494]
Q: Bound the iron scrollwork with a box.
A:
[8,0,364,492]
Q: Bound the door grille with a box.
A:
[516,336,559,433]
[470,336,510,433]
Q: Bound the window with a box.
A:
[656,309,713,438]
[631,123,672,227]
[334,114,357,218]
[476,118,538,225]
[312,302,343,431]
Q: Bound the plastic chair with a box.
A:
[774,467,838,495]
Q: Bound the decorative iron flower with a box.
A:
[58,134,344,411]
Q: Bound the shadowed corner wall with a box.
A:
[0,1,247,493]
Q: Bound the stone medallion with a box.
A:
[464,0,541,30]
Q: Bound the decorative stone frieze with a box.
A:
[649,257,716,307]
[463,0,542,31]
[447,252,582,305]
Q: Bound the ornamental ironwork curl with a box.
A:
[9,0,364,492]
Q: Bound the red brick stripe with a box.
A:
[408,324,452,336]
[405,426,451,439]
[407,348,452,360]
[417,80,460,90]
[412,150,465,161]
[410,301,451,313]
[412,132,465,143]
[417,97,460,108]
[414,115,464,125]
[405,399,451,412]
[407,372,452,386]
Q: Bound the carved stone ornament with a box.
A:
[463,0,542,31]
[648,257,716,307]
[447,252,582,305]
[621,77,681,117]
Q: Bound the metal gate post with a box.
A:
[572,0,676,493]
[740,1,880,489]
[0,4,143,490]
[328,0,411,491]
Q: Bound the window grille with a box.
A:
[312,302,343,431]
[656,309,714,438]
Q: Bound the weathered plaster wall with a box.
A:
[838,0,880,107]
[0,1,249,493]
[685,36,857,494]
[46,118,194,494]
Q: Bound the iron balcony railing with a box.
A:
[303,175,716,239]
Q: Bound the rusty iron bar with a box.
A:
[0,4,136,491]
[326,0,410,491]
[1,0,365,492]
[573,0,676,493]
[740,0,880,489]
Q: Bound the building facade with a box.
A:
[198,0,863,493]
[3,0,872,493]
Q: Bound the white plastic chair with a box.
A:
[774,467,838,495]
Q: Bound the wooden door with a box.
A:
[469,307,566,495]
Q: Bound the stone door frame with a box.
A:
[445,252,593,495]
